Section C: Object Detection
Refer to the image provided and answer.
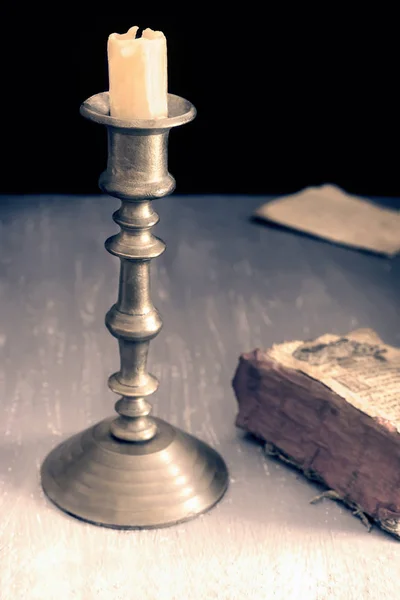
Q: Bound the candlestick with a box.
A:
[40,92,229,528]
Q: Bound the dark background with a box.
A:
[2,12,398,197]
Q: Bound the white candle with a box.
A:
[107,26,168,120]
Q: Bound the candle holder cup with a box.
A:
[40,92,229,528]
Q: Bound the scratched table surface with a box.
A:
[1,193,400,600]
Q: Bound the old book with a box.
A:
[233,328,400,539]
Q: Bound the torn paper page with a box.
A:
[255,184,400,257]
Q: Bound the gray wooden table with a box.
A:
[1,194,399,599]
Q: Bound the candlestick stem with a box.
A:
[106,198,164,442]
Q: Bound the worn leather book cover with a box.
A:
[233,329,400,538]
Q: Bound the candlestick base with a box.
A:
[41,417,229,529]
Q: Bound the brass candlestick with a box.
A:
[40,92,229,528]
